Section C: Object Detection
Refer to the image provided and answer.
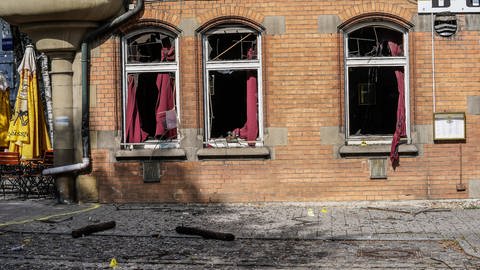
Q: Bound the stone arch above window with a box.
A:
[119,20,181,38]
[196,5,264,31]
[196,16,265,35]
[339,12,413,32]
[338,2,413,28]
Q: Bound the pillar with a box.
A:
[48,52,75,203]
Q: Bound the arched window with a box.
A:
[121,28,180,149]
[202,24,263,147]
[343,20,411,166]
[344,22,410,147]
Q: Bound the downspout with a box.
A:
[43,0,144,176]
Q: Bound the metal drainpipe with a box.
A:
[43,0,144,176]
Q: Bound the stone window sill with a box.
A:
[197,147,270,160]
[339,144,418,158]
[116,148,186,160]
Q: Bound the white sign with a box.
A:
[418,0,480,13]
[433,113,466,141]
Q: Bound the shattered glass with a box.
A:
[127,31,176,63]
[207,33,257,61]
[348,26,403,57]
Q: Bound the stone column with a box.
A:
[20,23,96,203]
[48,52,76,203]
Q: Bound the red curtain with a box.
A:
[126,46,176,143]
[155,46,177,139]
[232,48,258,145]
[388,41,406,169]
[125,74,148,143]
[155,73,176,139]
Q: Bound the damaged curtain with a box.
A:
[388,41,406,169]
[125,46,176,143]
[155,46,177,139]
[125,74,147,143]
[232,47,258,145]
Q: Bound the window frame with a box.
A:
[343,21,411,145]
[202,25,264,148]
[120,27,181,149]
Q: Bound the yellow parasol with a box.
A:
[7,45,51,159]
[0,71,10,148]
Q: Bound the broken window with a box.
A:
[203,25,262,147]
[122,29,179,148]
[344,23,410,166]
[348,66,402,136]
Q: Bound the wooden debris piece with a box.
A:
[175,226,235,241]
[72,221,116,238]
[365,206,452,216]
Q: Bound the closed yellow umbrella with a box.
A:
[0,72,10,148]
[7,45,51,159]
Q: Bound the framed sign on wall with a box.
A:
[433,112,466,141]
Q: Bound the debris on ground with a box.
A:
[175,226,235,241]
[36,216,73,224]
[10,245,24,251]
[71,221,116,238]
[365,207,451,216]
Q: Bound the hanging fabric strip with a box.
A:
[154,72,177,139]
[125,74,147,143]
[388,41,406,169]
[154,46,177,139]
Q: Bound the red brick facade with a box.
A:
[89,0,480,203]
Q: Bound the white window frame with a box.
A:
[121,28,181,149]
[343,21,411,145]
[202,26,264,148]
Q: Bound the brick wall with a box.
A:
[89,0,480,203]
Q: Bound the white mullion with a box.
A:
[122,35,128,144]
[343,30,350,141]
[205,71,212,142]
[174,35,181,133]
[125,64,177,73]
[346,57,407,67]
[203,36,211,142]
[404,31,411,143]
[205,61,260,71]
[344,63,350,141]
[257,33,263,143]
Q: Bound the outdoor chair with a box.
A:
[0,152,23,197]
[0,150,56,199]
[37,149,55,197]
[24,150,56,198]
[41,150,54,167]
[19,150,55,198]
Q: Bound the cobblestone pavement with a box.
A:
[1,198,480,269]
